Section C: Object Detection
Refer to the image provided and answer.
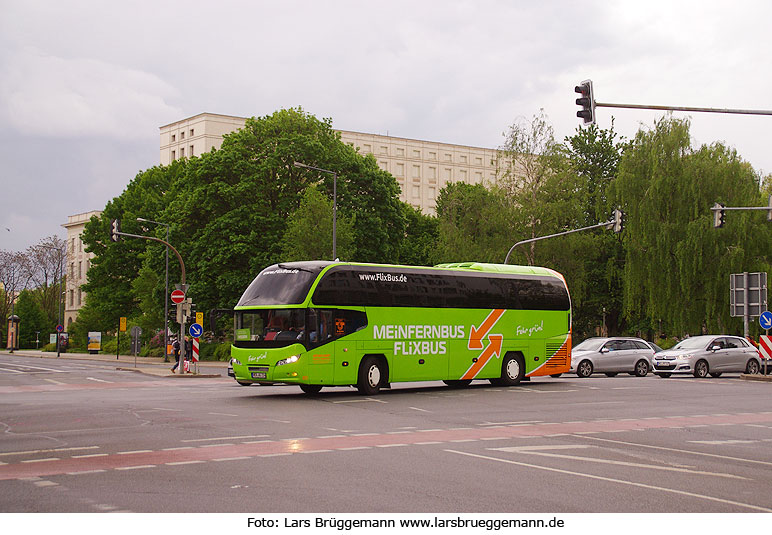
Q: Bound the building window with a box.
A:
[412,150,421,159]
[171,150,176,160]
[69,290,74,306]
[77,289,82,306]
[444,153,452,162]
[396,148,405,157]
[190,145,194,156]
[70,263,74,278]
[181,131,185,140]
[412,185,421,198]
[190,129,194,136]
[362,144,371,153]
[378,161,388,171]
[78,261,82,279]
[396,163,405,177]
[180,147,185,157]
[379,145,388,155]
[412,165,421,179]
[171,134,176,142]
[71,238,75,252]
[428,151,437,160]
[460,155,468,164]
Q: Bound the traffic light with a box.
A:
[575,80,595,124]
[110,219,121,242]
[767,195,772,222]
[612,208,624,233]
[713,203,726,228]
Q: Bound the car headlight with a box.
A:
[230,358,242,366]
[276,354,300,366]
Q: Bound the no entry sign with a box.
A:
[171,289,185,304]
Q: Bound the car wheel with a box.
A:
[634,360,649,377]
[746,359,760,375]
[709,372,722,378]
[357,356,385,395]
[655,373,671,378]
[443,379,472,388]
[693,360,709,378]
[576,360,593,378]
[299,384,323,394]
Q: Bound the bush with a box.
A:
[42,343,57,352]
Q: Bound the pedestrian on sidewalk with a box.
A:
[171,338,181,372]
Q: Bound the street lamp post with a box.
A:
[137,218,170,362]
[293,162,338,260]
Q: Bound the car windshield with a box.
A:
[672,336,712,350]
[573,338,607,351]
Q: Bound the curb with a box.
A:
[740,373,772,382]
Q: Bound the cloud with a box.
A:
[0,47,182,139]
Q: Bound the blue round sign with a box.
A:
[56,324,64,333]
[760,311,772,330]
[189,323,203,338]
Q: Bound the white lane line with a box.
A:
[409,407,431,412]
[72,453,108,459]
[165,461,206,466]
[492,446,745,480]
[43,378,66,385]
[87,377,113,383]
[213,457,252,462]
[207,412,239,417]
[339,447,372,451]
[67,470,107,475]
[445,449,772,513]
[115,465,155,470]
[0,446,99,457]
[117,450,152,455]
[182,435,270,443]
[0,367,24,374]
[574,434,772,468]
[33,480,59,487]
[21,458,60,463]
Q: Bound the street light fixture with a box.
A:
[293,161,338,260]
[137,217,170,362]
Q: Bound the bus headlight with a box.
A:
[276,355,300,366]
[230,358,242,366]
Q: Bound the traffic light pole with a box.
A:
[112,229,188,374]
[711,196,772,228]
[594,101,772,117]
[504,213,621,265]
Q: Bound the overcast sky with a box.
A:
[1,0,770,252]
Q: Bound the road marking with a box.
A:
[33,480,58,487]
[491,445,746,480]
[86,377,112,383]
[67,470,107,475]
[213,457,251,462]
[115,465,155,470]
[479,421,543,426]
[409,407,431,412]
[0,446,99,457]
[165,461,206,466]
[43,378,66,385]
[21,458,59,463]
[573,435,772,468]
[182,435,269,443]
[688,438,772,445]
[333,398,388,404]
[117,450,152,455]
[445,449,772,513]
[0,367,24,374]
[207,412,238,417]
[72,454,108,459]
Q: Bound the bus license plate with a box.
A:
[251,372,266,379]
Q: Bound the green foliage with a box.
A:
[14,290,51,348]
[434,183,512,263]
[612,116,770,336]
[398,203,439,266]
[280,185,356,261]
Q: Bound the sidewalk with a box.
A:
[0,348,227,378]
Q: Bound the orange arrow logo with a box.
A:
[462,334,503,380]
[468,309,505,350]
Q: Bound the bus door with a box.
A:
[307,309,334,385]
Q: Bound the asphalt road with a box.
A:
[1,351,772,514]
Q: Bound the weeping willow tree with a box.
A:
[612,116,771,336]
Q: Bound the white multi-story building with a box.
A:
[160,112,504,213]
[62,210,102,329]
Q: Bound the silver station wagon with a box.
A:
[570,337,660,378]
[652,335,761,378]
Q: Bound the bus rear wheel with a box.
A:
[300,384,323,394]
[491,352,525,386]
[357,356,386,395]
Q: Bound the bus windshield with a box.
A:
[236,264,326,306]
[234,309,306,347]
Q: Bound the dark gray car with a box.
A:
[570,337,659,378]
[652,335,761,378]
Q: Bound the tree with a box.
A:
[0,250,32,343]
[434,182,512,263]
[497,109,565,265]
[14,290,50,348]
[280,185,356,261]
[611,116,771,336]
[397,203,439,266]
[26,236,66,326]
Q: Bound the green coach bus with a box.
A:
[229,261,571,394]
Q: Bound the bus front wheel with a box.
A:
[300,384,323,394]
[357,356,386,395]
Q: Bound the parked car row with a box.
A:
[569,335,765,378]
